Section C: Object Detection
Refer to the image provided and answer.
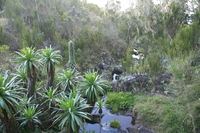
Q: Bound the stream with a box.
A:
[85,106,133,133]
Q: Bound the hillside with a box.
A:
[0,0,200,132]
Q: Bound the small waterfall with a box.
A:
[112,74,118,81]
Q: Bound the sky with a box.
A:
[87,0,132,11]
[86,0,160,11]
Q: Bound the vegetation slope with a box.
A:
[0,0,200,132]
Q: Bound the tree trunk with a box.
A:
[28,120,36,133]
[46,65,54,90]
[27,65,37,98]
[86,101,96,113]
[1,109,19,133]
[99,112,102,133]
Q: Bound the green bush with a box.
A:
[106,92,135,112]
[110,118,121,129]
[144,52,163,76]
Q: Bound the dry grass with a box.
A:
[0,18,8,27]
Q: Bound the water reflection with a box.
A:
[85,108,133,133]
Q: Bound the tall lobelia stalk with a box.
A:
[68,40,76,70]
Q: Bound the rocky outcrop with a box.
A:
[94,63,104,74]
[120,73,150,92]
[154,72,173,94]
[126,124,154,133]
[157,73,172,85]
[112,65,123,75]
[111,80,120,92]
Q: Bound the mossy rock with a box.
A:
[110,118,121,129]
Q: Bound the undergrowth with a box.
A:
[106,92,135,112]
[110,118,121,129]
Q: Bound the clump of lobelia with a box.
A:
[68,40,76,70]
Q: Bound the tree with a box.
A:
[79,71,108,112]
[96,99,106,133]
[17,105,42,133]
[57,69,80,92]
[105,0,121,19]
[15,47,40,98]
[164,1,188,40]
[0,71,20,133]
[0,0,6,10]
[12,68,27,88]
[39,46,62,90]
[53,91,90,133]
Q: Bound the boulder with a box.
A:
[86,114,104,124]
[157,73,172,84]
[190,56,200,67]
[138,126,154,133]
[121,129,128,133]
[120,76,136,92]
[120,74,150,92]
[126,125,154,133]
[100,52,113,65]
[94,63,104,74]
[111,80,120,92]
[154,73,173,94]
[112,65,123,75]
[126,124,141,133]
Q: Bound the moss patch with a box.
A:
[110,118,121,129]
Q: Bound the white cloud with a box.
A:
[86,0,160,11]
[87,0,131,11]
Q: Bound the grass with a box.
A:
[133,94,195,132]
[106,92,135,112]
[0,18,8,27]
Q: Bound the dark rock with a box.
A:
[112,65,123,75]
[86,114,104,124]
[116,52,124,59]
[154,73,175,94]
[155,85,166,92]
[105,58,113,65]
[164,90,178,95]
[158,73,172,84]
[132,48,139,55]
[126,125,154,133]
[100,52,113,65]
[98,63,104,70]
[126,124,141,133]
[138,126,154,133]
[94,63,104,71]
[190,56,200,67]
[111,80,120,92]
[121,76,136,92]
[94,63,104,74]
[120,74,150,92]
[121,129,128,133]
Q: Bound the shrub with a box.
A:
[106,92,135,112]
[110,118,121,129]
